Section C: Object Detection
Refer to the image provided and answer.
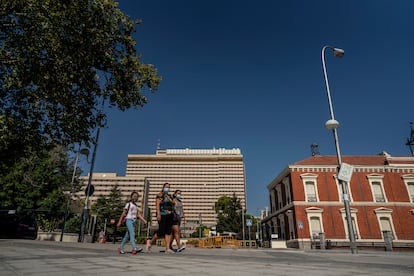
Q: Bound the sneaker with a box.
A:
[177,245,186,252]
[165,249,175,254]
[132,248,143,255]
[117,248,125,254]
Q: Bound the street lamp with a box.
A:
[79,98,106,243]
[79,126,100,242]
[321,45,357,254]
[60,148,89,242]
[241,207,245,241]
[198,213,202,238]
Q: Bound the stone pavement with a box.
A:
[0,239,413,276]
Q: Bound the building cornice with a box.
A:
[288,165,414,174]
[267,166,290,190]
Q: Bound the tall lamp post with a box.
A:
[79,127,100,242]
[241,207,245,241]
[322,45,357,254]
[79,99,105,243]
[60,148,89,242]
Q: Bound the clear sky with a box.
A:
[82,0,414,215]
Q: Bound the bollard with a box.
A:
[319,232,326,250]
[383,231,393,251]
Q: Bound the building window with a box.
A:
[335,175,353,202]
[401,175,414,203]
[374,208,397,240]
[310,217,322,238]
[367,174,386,203]
[305,207,324,239]
[408,182,414,203]
[306,181,318,202]
[379,217,394,239]
[301,174,319,202]
[340,208,359,240]
[372,182,386,202]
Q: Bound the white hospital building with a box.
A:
[80,148,247,229]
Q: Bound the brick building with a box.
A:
[262,153,414,250]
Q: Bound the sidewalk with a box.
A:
[1,239,413,276]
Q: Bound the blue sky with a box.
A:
[82,0,414,215]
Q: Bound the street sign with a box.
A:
[246,219,252,227]
[298,220,303,229]
[85,184,95,197]
[338,162,354,182]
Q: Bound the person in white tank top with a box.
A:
[117,191,147,254]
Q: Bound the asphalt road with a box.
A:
[0,239,413,276]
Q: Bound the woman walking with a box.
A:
[172,189,185,252]
[117,191,147,254]
[155,182,175,254]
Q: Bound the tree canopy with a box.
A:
[214,195,243,235]
[0,0,161,162]
[0,0,161,211]
[214,195,258,240]
[91,184,124,236]
[0,145,71,210]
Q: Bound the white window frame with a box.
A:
[339,208,360,240]
[334,175,353,202]
[301,174,319,202]
[367,174,387,203]
[305,207,324,238]
[401,174,414,203]
[374,208,397,240]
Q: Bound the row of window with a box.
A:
[127,164,244,169]
[268,208,397,240]
[303,177,414,203]
[273,174,414,211]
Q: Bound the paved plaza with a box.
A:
[0,239,413,275]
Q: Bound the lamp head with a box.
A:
[325,119,340,130]
[333,48,345,58]
[79,148,90,157]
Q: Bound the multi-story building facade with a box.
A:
[80,148,247,230]
[126,148,246,228]
[79,173,146,202]
[262,153,414,250]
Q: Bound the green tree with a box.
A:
[91,184,124,237]
[0,0,161,165]
[214,194,243,237]
[0,0,161,212]
[0,145,72,211]
[64,215,82,233]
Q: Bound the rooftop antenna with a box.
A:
[156,139,161,151]
[311,143,320,156]
[406,122,414,156]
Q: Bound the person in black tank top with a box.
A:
[156,183,175,254]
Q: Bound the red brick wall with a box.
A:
[287,169,414,241]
